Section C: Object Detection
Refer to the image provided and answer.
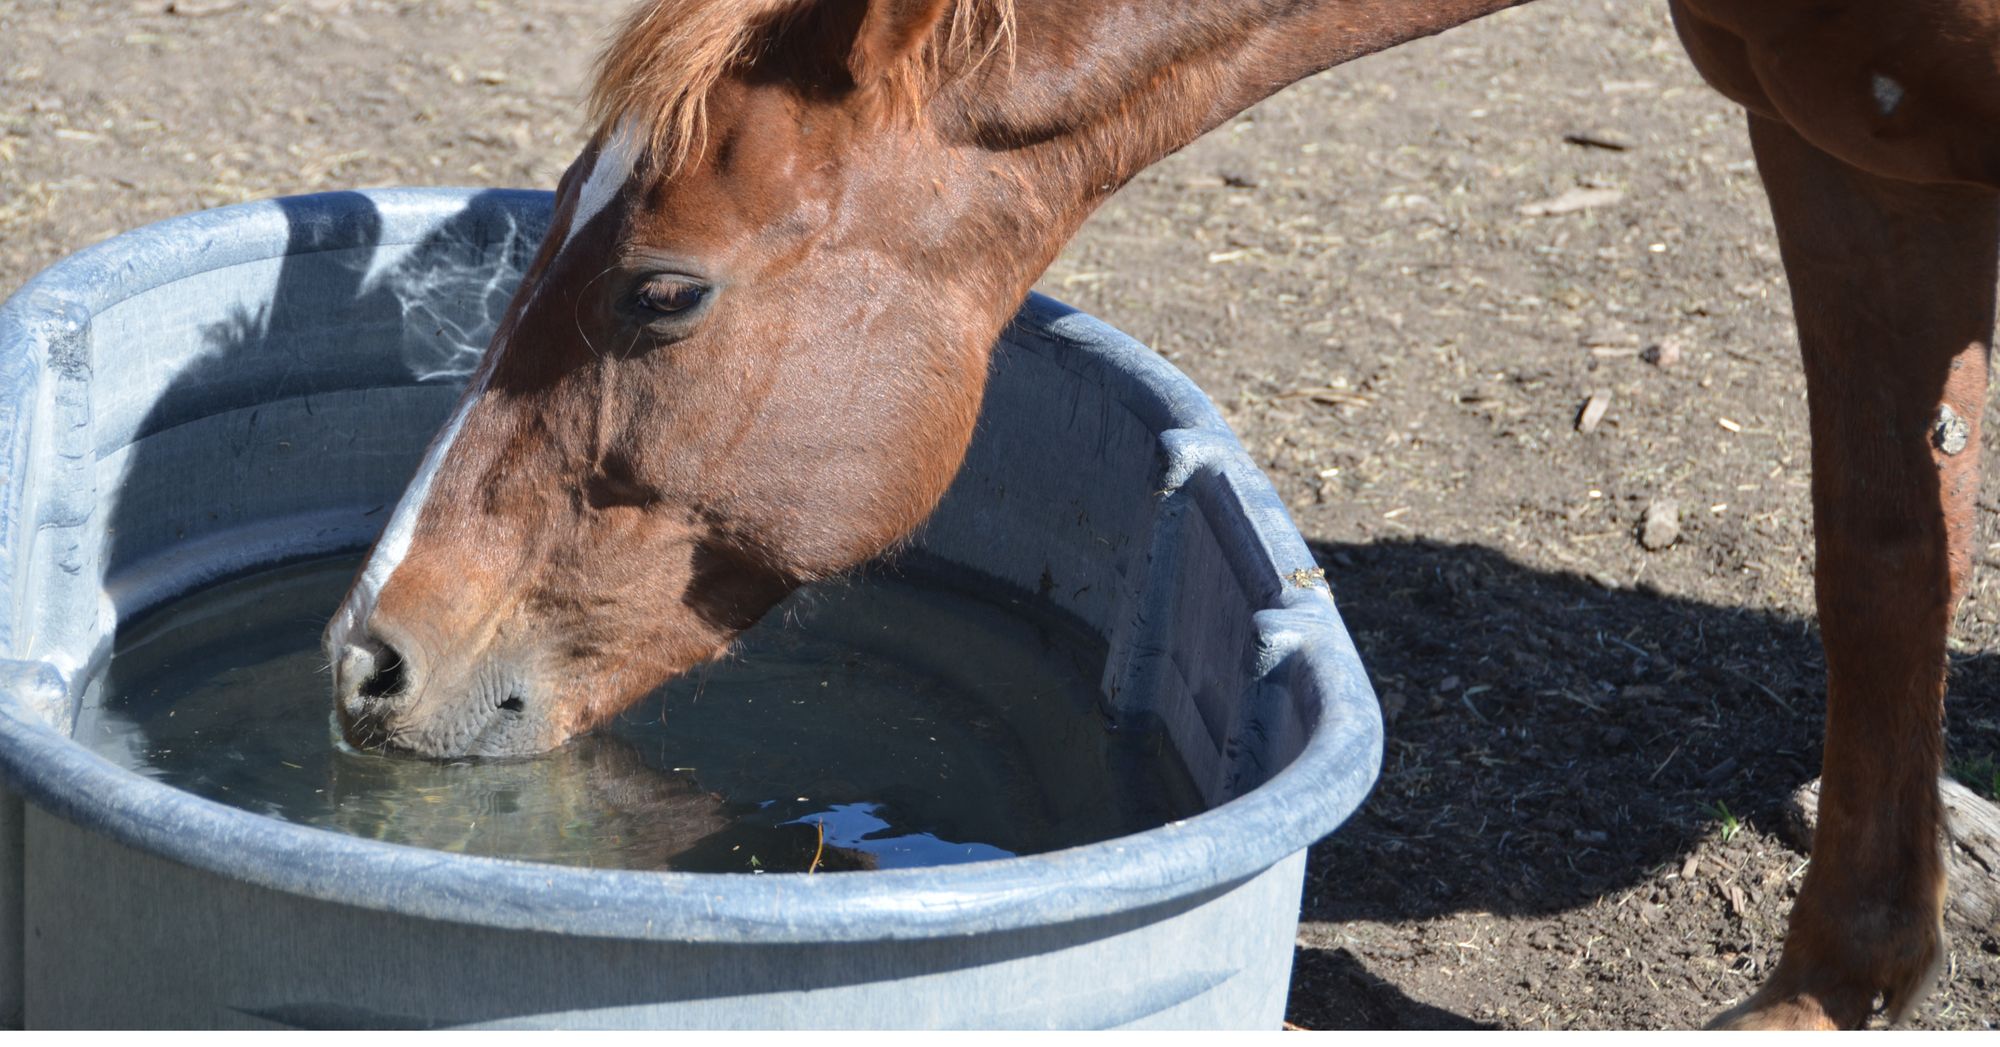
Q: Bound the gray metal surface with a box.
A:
[0,189,1382,1028]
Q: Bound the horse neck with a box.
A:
[942,0,1531,284]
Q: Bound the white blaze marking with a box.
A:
[560,118,642,257]
[363,374,490,591]
[331,122,638,658]
[328,365,493,656]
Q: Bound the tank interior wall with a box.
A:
[919,310,1352,809]
[0,788,19,1028]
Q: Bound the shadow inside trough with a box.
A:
[1295,536,2000,927]
[101,189,541,597]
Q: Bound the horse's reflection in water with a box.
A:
[325,732,875,873]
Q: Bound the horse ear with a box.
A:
[846,0,951,85]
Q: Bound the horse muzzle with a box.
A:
[330,626,563,759]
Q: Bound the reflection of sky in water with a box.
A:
[787,803,1013,869]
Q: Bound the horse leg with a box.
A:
[1709,114,1997,1030]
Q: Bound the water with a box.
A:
[77,556,1200,873]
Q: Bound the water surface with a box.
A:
[78,557,1198,873]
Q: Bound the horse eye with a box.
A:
[634,276,708,318]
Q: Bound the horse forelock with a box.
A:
[586,0,1016,173]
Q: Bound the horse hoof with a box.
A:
[1706,991,1841,1031]
[1706,921,1944,1030]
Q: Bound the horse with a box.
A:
[321,0,1997,1029]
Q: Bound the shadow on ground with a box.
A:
[1283,537,2000,1027]
[1289,945,1497,1030]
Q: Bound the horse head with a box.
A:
[326,0,1037,756]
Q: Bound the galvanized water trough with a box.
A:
[0,189,1381,1029]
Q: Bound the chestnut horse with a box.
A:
[323,0,1997,1029]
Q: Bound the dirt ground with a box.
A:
[3,0,1997,1031]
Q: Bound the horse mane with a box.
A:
[587,0,1016,171]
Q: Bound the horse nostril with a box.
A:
[357,643,408,702]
